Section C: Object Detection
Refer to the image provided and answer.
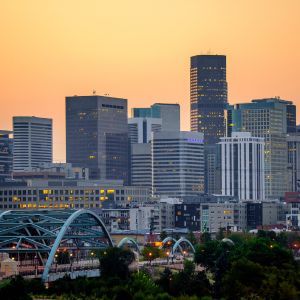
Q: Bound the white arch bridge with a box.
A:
[0,209,196,282]
[0,209,113,282]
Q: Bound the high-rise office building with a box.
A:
[204,144,221,195]
[13,117,52,172]
[132,103,180,132]
[220,132,265,201]
[152,131,204,198]
[131,143,152,187]
[226,98,296,199]
[287,134,300,192]
[128,117,162,144]
[0,130,13,182]
[190,55,228,144]
[66,95,129,183]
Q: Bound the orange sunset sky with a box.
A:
[1,0,300,162]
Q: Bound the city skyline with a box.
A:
[1,0,300,161]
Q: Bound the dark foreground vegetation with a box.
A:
[1,230,300,299]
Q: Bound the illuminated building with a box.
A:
[0,179,149,210]
[13,117,52,172]
[152,131,204,198]
[226,98,296,199]
[66,95,129,183]
[219,132,265,201]
[190,55,227,144]
[0,130,13,182]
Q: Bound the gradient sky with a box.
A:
[1,0,300,162]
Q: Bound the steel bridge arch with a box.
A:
[171,237,195,255]
[41,209,113,281]
[117,237,140,254]
[159,237,177,249]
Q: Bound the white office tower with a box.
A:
[152,131,205,198]
[128,118,162,144]
[131,143,152,187]
[220,132,265,201]
[13,117,52,172]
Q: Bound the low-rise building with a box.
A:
[0,179,150,210]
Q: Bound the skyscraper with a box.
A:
[0,130,13,182]
[13,117,52,172]
[287,134,300,192]
[152,131,205,198]
[226,98,296,199]
[132,103,180,131]
[128,117,162,144]
[190,55,227,144]
[66,95,129,183]
[131,143,152,187]
[220,132,265,201]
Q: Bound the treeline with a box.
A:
[1,230,300,299]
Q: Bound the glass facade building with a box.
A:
[226,98,296,199]
[0,130,13,182]
[66,95,129,183]
[13,117,52,172]
[190,55,228,144]
[132,103,180,132]
[152,131,205,198]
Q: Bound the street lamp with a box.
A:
[91,252,95,265]
[148,252,152,265]
[69,253,73,272]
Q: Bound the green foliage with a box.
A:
[186,231,197,245]
[98,247,135,279]
[216,227,225,240]
[183,259,195,276]
[56,251,70,264]
[129,272,161,296]
[160,230,168,241]
[141,245,163,261]
[0,276,32,300]
[2,233,300,300]
[194,240,220,269]
[200,232,211,244]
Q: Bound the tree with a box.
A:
[183,259,195,276]
[160,230,168,241]
[187,230,197,245]
[142,246,162,262]
[216,228,225,240]
[200,232,211,244]
[56,250,70,264]
[0,276,32,300]
[221,258,264,299]
[194,240,220,269]
[156,268,173,293]
[129,271,161,296]
[98,247,135,279]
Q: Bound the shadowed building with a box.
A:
[13,117,52,172]
[0,130,13,182]
[66,95,129,183]
[152,131,205,198]
[190,55,227,144]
